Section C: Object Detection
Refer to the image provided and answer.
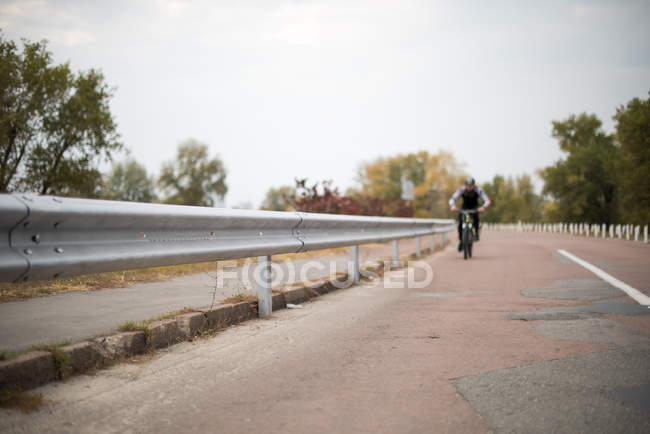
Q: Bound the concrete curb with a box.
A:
[0,261,386,393]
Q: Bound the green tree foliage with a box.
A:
[260,185,295,211]
[101,158,157,202]
[482,174,543,222]
[356,150,466,218]
[613,92,650,224]
[0,33,121,196]
[539,113,619,223]
[158,139,227,206]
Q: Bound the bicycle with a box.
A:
[459,209,479,260]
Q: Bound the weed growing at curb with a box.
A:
[0,350,17,361]
[223,293,257,304]
[0,389,44,413]
[117,320,153,346]
[29,340,72,379]
[152,306,199,322]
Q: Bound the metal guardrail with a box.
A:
[0,194,454,315]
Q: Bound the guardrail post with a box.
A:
[441,232,447,246]
[415,236,421,258]
[257,255,272,318]
[645,225,648,243]
[350,245,359,284]
[392,240,399,268]
[430,233,435,253]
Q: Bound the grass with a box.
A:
[117,320,152,334]
[0,350,17,361]
[222,293,257,304]
[0,245,356,303]
[0,340,72,363]
[29,340,72,378]
[0,260,238,303]
[0,389,44,413]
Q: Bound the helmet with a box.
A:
[464,177,475,186]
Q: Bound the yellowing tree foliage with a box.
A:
[355,151,466,218]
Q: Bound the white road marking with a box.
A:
[557,249,650,306]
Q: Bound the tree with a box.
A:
[158,139,227,206]
[0,33,121,196]
[101,158,157,202]
[357,150,466,218]
[613,92,650,224]
[482,174,543,222]
[261,185,295,211]
[289,179,386,216]
[539,113,619,223]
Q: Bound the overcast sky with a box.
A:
[2,0,649,207]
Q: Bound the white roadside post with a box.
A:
[350,245,359,284]
[257,255,273,318]
[392,239,399,268]
[441,231,447,246]
[430,233,435,254]
[602,223,606,238]
[634,226,640,242]
[610,224,614,238]
[415,236,421,259]
[644,225,648,243]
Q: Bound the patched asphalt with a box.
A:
[454,348,650,434]
[521,277,623,301]
[455,252,650,433]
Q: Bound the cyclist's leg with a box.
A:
[473,212,480,241]
[457,213,463,251]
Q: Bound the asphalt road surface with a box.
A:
[1,231,649,433]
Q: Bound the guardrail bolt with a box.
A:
[23,249,33,255]
[54,247,64,253]
[32,234,40,243]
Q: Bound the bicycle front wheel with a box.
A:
[462,230,470,260]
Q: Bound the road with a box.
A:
[1,231,649,433]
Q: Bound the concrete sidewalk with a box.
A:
[0,237,430,352]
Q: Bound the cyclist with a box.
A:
[449,177,491,251]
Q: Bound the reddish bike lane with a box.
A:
[1,231,648,433]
